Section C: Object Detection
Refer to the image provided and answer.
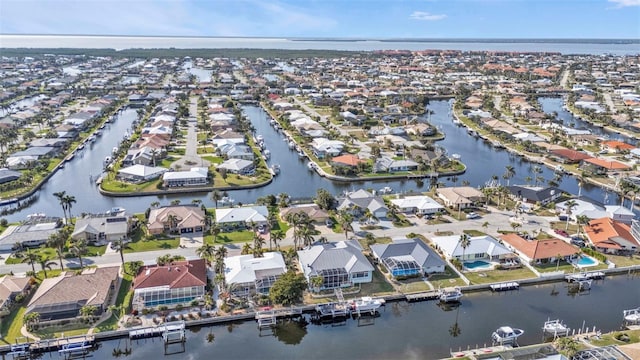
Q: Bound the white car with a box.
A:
[466,212,480,219]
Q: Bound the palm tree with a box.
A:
[167,214,179,233]
[62,194,76,222]
[211,223,221,243]
[53,191,67,222]
[23,312,40,331]
[22,249,39,274]
[150,201,160,208]
[458,234,471,263]
[299,225,315,248]
[196,243,216,265]
[70,239,88,269]
[575,215,590,237]
[212,190,222,208]
[564,200,578,231]
[278,193,290,208]
[112,237,127,266]
[253,233,266,257]
[47,230,67,271]
[270,230,284,251]
[241,243,253,255]
[38,256,56,279]
[337,210,353,240]
[482,221,490,232]
[503,165,516,186]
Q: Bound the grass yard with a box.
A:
[534,261,576,273]
[605,253,640,268]
[589,329,640,347]
[214,231,255,244]
[465,267,537,285]
[95,275,133,333]
[427,266,466,288]
[0,305,27,345]
[125,238,179,252]
[397,279,432,293]
[359,267,394,296]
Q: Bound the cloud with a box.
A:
[409,11,447,21]
[608,0,640,7]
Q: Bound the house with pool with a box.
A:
[500,233,581,266]
[223,252,287,297]
[370,237,446,277]
[431,234,515,270]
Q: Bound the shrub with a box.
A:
[158,305,168,312]
[175,304,183,311]
[14,294,24,303]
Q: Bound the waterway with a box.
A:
[2,99,625,222]
[1,35,638,55]
[72,275,640,359]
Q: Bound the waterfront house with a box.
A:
[162,167,209,187]
[0,275,32,317]
[337,189,388,219]
[223,252,287,297]
[556,199,604,221]
[601,140,636,154]
[147,205,206,235]
[71,213,130,245]
[370,237,446,277]
[9,146,58,160]
[436,187,486,209]
[583,217,638,254]
[216,158,256,175]
[0,217,63,251]
[500,233,579,265]
[297,240,374,290]
[330,154,365,168]
[549,149,593,164]
[117,164,167,183]
[0,168,22,184]
[431,235,513,262]
[132,259,207,311]
[310,138,344,159]
[215,205,269,231]
[581,158,631,175]
[389,195,444,215]
[507,185,562,205]
[26,266,120,322]
[279,204,330,225]
[374,157,419,173]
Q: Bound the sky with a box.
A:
[0,0,639,39]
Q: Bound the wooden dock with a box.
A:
[490,282,520,292]
[129,320,185,340]
[5,335,95,356]
[405,291,439,302]
[565,271,605,282]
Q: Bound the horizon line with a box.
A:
[1,33,639,42]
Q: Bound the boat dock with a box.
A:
[543,319,571,339]
[405,290,440,302]
[565,271,605,282]
[255,307,303,329]
[490,282,520,292]
[129,320,185,340]
[5,335,95,357]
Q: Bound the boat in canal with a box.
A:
[269,164,280,176]
[491,326,524,344]
[350,297,385,313]
[623,308,640,323]
[315,302,349,318]
[542,319,570,338]
[438,287,463,303]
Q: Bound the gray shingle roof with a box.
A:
[370,238,445,270]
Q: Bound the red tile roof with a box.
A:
[582,158,631,170]
[500,233,579,260]
[583,217,638,250]
[133,259,207,290]
[331,154,364,167]
[550,149,593,161]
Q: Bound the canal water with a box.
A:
[2,99,624,221]
[77,275,640,360]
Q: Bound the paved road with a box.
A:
[560,69,570,89]
[171,96,209,170]
[0,207,554,275]
[603,92,617,114]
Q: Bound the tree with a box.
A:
[62,194,77,222]
[211,223,221,243]
[70,239,88,269]
[278,193,290,208]
[22,249,39,274]
[241,243,253,255]
[23,312,40,331]
[270,230,285,251]
[458,234,471,262]
[269,271,308,306]
[38,256,56,279]
[575,215,590,237]
[112,237,127,266]
[314,188,336,210]
[337,210,353,240]
[196,243,216,265]
[80,305,98,322]
[47,229,68,271]
[310,276,324,293]
[252,233,266,257]
[564,200,578,231]
[503,165,516,186]
[156,254,184,266]
[482,221,490,232]
[53,191,67,222]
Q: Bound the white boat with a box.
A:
[623,308,640,323]
[112,146,118,154]
[492,326,524,344]
[288,140,295,149]
[256,135,264,142]
[439,287,463,303]
[104,156,111,165]
[451,153,461,160]
[298,150,305,158]
[263,149,271,159]
[88,135,96,142]
[78,144,85,150]
[543,319,570,338]
[555,165,566,174]
[350,297,385,313]
[379,186,393,194]
[307,162,316,171]
[270,164,281,176]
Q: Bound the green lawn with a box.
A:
[534,261,576,273]
[397,279,431,293]
[465,267,537,285]
[125,238,180,252]
[589,329,640,347]
[96,275,133,333]
[606,253,640,268]
[0,305,27,345]
[359,267,394,296]
[427,266,466,288]
[214,231,254,244]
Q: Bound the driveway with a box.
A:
[180,233,204,248]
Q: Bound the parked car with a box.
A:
[466,212,480,219]
[571,236,586,247]
[325,219,334,227]
[258,224,267,234]
[554,229,569,237]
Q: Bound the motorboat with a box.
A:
[379,186,393,194]
[624,308,640,323]
[492,326,524,344]
[104,156,111,165]
[307,162,317,171]
[269,164,280,176]
[543,319,570,338]
[263,149,271,159]
[112,146,119,154]
[288,140,295,149]
[298,150,305,158]
[350,297,385,313]
[439,287,463,303]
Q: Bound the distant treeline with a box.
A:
[0,47,369,59]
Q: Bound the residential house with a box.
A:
[549,149,593,164]
[279,204,330,225]
[0,217,62,251]
[132,259,207,311]
[71,214,130,245]
[374,157,419,173]
[500,233,580,265]
[582,158,631,175]
[310,138,344,159]
[147,205,206,235]
[584,217,638,254]
[370,237,446,277]
[0,275,32,317]
[601,140,635,154]
[26,267,120,321]
[0,168,21,184]
[436,187,486,209]
[216,158,256,175]
[508,185,562,205]
[431,235,513,262]
[223,252,287,297]
[117,164,167,183]
[215,206,269,231]
[162,167,209,187]
[297,240,374,290]
[389,195,444,215]
[337,189,388,219]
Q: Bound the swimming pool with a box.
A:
[576,255,598,268]
[463,260,493,270]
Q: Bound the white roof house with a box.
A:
[118,164,167,182]
[224,252,287,295]
[431,235,513,261]
[215,206,269,229]
[162,167,208,187]
[390,195,444,215]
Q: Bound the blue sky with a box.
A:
[1,0,638,39]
